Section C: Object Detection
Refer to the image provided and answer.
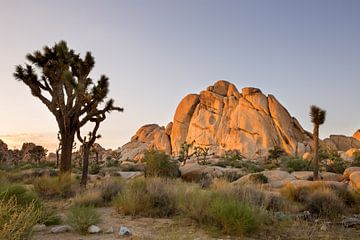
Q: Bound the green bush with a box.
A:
[324,158,346,174]
[33,174,76,199]
[112,178,177,217]
[268,146,285,160]
[214,159,242,168]
[209,196,260,234]
[144,150,179,178]
[281,157,310,172]
[38,208,62,226]
[0,183,41,208]
[89,163,101,175]
[241,161,264,173]
[66,206,100,234]
[105,157,119,167]
[113,178,149,216]
[249,173,268,184]
[177,188,214,224]
[352,156,360,167]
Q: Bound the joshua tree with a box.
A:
[310,105,326,180]
[56,131,76,168]
[29,145,47,163]
[179,141,195,165]
[77,111,122,186]
[14,41,121,173]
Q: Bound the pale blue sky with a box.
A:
[0,0,359,151]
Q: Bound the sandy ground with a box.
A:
[32,207,360,240]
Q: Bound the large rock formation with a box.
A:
[170,81,312,158]
[119,80,313,159]
[117,124,172,161]
[322,135,360,151]
[353,129,360,141]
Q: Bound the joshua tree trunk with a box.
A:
[313,124,319,180]
[59,131,75,173]
[80,143,90,187]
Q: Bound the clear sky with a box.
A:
[0,0,359,152]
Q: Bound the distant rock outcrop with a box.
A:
[322,135,360,151]
[119,80,313,159]
[117,124,171,161]
[353,130,360,141]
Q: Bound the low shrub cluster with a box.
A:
[33,174,77,199]
[112,178,266,235]
[144,150,179,178]
[281,182,360,218]
[66,206,100,234]
[281,157,310,172]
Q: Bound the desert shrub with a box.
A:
[73,190,103,207]
[212,181,286,212]
[249,173,268,184]
[0,197,40,240]
[100,178,124,203]
[89,163,101,175]
[281,182,352,218]
[208,196,261,234]
[145,178,178,217]
[0,183,41,208]
[38,208,62,226]
[305,189,345,219]
[352,155,360,167]
[177,186,264,234]
[33,174,76,199]
[324,158,346,174]
[214,159,242,168]
[268,146,285,160]
[222,171,243,182]
[280,182,324,203]
[105,157,119,167]
[113,178,149,216]
[177,188,214,224]
[242,161,264,173]
[66,206,100,234]
[144,150,179,178]
[113,178,177,217]
[318,148,340,160]
[281,157,310,172]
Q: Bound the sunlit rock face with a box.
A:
[353,129,360,141]
[120,80,313,159]
[170,80,312,158]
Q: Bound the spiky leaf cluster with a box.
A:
[310,105,326,125]
[14,40,122,131]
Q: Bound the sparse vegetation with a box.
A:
[268,146,285,160]
[0,197,40,240]
[249,173,268,184]
[144,150,179,178]
[72,190,103,207]
[33,174,76,199]
[281,156,310,172]
[66,206,101,234]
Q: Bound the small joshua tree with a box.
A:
[310,105,326,180]
[29,145,47,163]
[179,141,194,165]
